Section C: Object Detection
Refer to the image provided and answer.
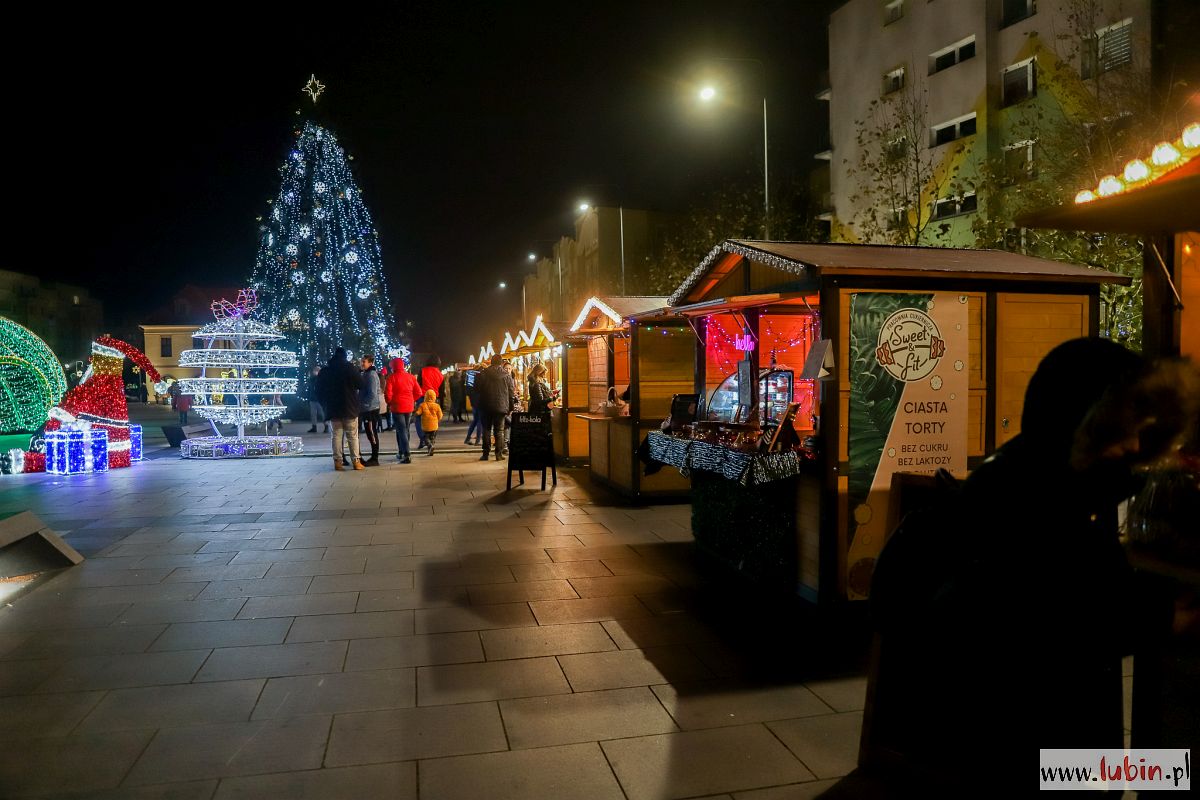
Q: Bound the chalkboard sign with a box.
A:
[507,412,556,490]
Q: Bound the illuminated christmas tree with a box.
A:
[250,77,401,400]
[177,289,302,459]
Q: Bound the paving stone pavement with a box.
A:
[0,447,867,799]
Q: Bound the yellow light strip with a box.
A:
[1074,122,1198,204]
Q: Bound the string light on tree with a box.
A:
[250,78,405,401]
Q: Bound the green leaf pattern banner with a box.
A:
[846,291,969,599]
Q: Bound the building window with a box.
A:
[882,67,905,95]
[160,337,172,358]
[934,192,977,219]
[1001,59,1036,106]
[884,0,904,26]
[1082,18,1133,79]
[929,36,976,74]
[1001,0,1036,28]
[1003,140,1037,182]
[931,113,976,147]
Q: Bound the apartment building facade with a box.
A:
[822,0,1151,246]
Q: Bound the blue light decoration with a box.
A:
[250,93,407,402]
[129,424,143,462]
[45,424,110,475]
[45,429,80,475]
[91,428,109,473]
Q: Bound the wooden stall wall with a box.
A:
[993,293,1089,447]
[587,336,609,413]
[563,343,591,458]
[613,337,631,389]
[636,326,694,420]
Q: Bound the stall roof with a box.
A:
[672,293,819,317]
[1016,156,1199,234]
[669,240,1130,305]
[570,296,669,333]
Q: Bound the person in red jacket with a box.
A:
[384,358,422,463]
[416,356,444,450]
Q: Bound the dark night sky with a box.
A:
[10,1,832,359]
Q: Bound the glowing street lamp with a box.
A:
[696,60,771,239]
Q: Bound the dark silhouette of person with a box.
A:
[852,337,1198,798]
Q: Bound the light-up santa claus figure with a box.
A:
[39,336,166,469]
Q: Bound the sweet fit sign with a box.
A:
[844,292,968,599]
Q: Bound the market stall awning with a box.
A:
[1016,158,1199,234]
[672,293,818,317]
[670,240,1130,305]
[570,296,669,333]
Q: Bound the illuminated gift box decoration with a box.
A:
[45,425,110,475]
[130,424,143,462]
[45,429,84,475]
[91,428,109,473]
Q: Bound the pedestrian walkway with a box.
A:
[0,448,868,799]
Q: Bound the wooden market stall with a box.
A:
[651,239,1127,603]
[565,296,693,497]
[499,316,566,405]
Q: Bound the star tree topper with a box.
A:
[303,74,326,103]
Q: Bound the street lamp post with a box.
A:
[498,279,527,330]
[578,198,626,295]
[698,57,770,239]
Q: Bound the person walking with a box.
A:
[315,347,365,471]
[377,363,392,432]
[359,355,382,466]
[450,370,466,423]
[416,388,443,455]
[176,391,192,426]
[307,366,329,433]
[384,357,421,463]
[463,370,482,445]
[265,393,283,435]
[474,354,516,461]
[416,357,443,447]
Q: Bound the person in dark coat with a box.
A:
[316,347,365,471]
[884,338,1196,794]
[450,370,466,423]
[526,363,552,414]
[474,355,516,461]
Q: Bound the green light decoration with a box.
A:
[0,316,68,433]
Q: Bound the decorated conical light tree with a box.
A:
[177,289,302,459]
[250,77,401,401]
